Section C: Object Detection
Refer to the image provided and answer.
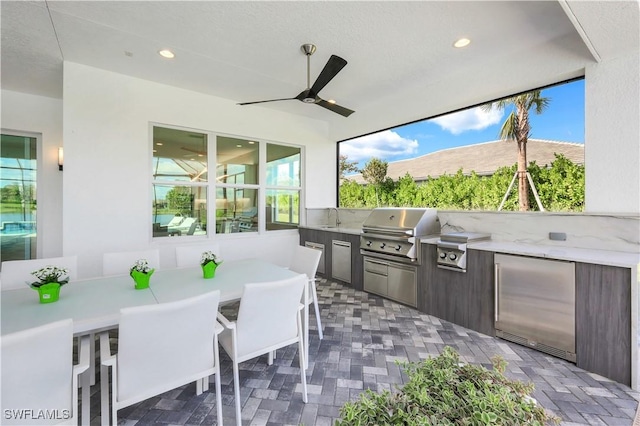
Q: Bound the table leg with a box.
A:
[99,333,111,426]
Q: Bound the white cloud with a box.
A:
[431,107,503,135]
[340,130,418,162]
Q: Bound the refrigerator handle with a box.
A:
[494,263,500,323]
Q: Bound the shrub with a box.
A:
[336,346,559,426]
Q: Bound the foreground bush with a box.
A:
[336,346,559,426]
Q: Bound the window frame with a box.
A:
[0,129,42,259]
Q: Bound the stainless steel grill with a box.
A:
[360,208,440,264]
[360,208,439,308]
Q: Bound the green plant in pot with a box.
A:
[200,251,222,279]
[29,265,69,304]
[336,346,560,425]
[130,259,154,290]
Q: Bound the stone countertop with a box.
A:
[299,225,362,236]
[422,237,639,268]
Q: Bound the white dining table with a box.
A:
[0,258,301,425]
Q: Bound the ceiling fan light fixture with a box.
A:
[453,38,471,48]
[327,99,336,104]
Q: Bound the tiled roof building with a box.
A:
[346,139,584,184]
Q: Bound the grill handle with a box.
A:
[495,263,500,322]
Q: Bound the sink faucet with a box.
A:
[329,208,341,227]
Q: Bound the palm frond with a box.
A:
[498,112,518,140]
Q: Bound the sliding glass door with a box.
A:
[0,133,37,262]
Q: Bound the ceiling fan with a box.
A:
[238,44,354,117]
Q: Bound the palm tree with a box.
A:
[482,90,550,211]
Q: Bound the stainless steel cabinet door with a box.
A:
[304,241,325,274]
[331,240,352,283]
[387,263,417,307]
[364,258,387,296]
[495,254,575,356]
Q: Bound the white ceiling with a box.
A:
[2,1,638,141]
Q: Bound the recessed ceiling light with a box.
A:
[453,38,471,48]
[248,141,255,145]
[156,142,163,146]
[236,144,242,148]
[158,49,175,59]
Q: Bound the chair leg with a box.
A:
[311,280,323,340]
[297,316,308,404]
[233,360,242,426]
[214,335,223,426]
[302,278,310,369]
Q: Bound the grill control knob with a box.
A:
[395,245,402,251]
[449,253,457,261]
[439,252,447,259]
[366,241,372,247]
[380,243,386,249]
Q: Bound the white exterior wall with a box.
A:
[1,90,63,258]
[585,51,640,213]
[61,62,334,278]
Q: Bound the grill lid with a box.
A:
[362,208,440,236]
[439,232,491,244]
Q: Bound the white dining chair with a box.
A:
[0,256,78,291]
[100,290,223,426]
[289,245,323,368]
[102,249,160,276]
[175,243,221,268]
[217,275,308,426]
[1,319,90,426]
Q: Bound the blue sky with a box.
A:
[340,79,585,169]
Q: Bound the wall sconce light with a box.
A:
[58,147,64,171]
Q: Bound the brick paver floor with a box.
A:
[87,279,639,425]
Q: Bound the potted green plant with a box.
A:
[130,259,154,290]
[336,346,560,425]
[30,265,69,303]
[200,251,222,279]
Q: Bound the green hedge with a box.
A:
[340,154,584,212]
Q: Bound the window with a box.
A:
[152,126,208,237]
[266,144,301,230]
[152,125,302,237]
[1,133,37,261]
[216,136,259,234]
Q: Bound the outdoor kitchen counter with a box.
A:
[300,225,361,235]
[422,238,640,268]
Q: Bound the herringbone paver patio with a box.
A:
[87,279,639,425]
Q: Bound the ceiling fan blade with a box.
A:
[238,97,295,106]
[317,99,355,117]
[310,55,347,95]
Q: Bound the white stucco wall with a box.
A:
[1,90,63,258]
[585,51,640,213]
[61,62,335,278]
